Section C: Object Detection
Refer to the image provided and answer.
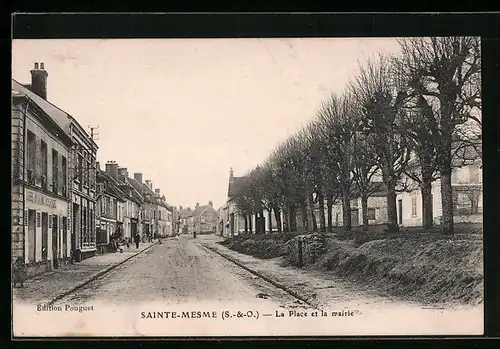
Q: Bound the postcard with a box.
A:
[11,35,483,337]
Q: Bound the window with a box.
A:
[52,149,59,193]
[61,156,67,195]
[40,140,48,179]
[367,208,376,220]
[77,153,83,188]
[411,197,417,217]
[27,131,36,174]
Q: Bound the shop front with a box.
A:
[24,187,70,276]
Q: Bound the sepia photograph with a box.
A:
[11,35,483,337]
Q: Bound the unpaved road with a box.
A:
[38,235,483,336]
[54,235,311,310]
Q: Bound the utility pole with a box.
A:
[88,125,99,142]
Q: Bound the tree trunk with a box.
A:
[290,205,297,232]
[307,193,316,232]
[420,179,434,230]
[244,215,248,233]
[318,192,326,233]
[326,194,333,233]
[248,214,253,234]
[274,207,282,233]
[440,170,454,235]
[386,183,399,233]
[260,209,266,234]
[341,188,351,231]
[267,209,273,234]
[299,202,307,233]
[361,193,369,231]
[439,97,455,235]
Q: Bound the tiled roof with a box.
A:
[228,176,250,198]
[12,79,72,134]
[97,170,127,201]
[190,205,217,218]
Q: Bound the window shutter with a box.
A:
[35,138,41,178]
[48,215,52,228]
[36,212,41,228]
[24,210,28,226]
[60,216,63,232]
[58,154,63,194]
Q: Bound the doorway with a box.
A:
[52,215,59,268]
[351,209,359,227]
[41,213,48,261]
[62,217,68,259]
[27,210,36,263]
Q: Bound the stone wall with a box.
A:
[286,233,327,267]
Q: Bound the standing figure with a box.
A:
[12,257,26,288]
[134,233,140,249]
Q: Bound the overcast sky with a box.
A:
[12,38,401,209]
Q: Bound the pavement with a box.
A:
[12,242,157,306]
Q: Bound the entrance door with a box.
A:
[398,199,403,225]
[52,215,59,268]
[27,210,36,263]
[62,217,67,259]
[41,213,48,261]
[351,209,359,227]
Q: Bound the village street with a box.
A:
[51,235,310,309]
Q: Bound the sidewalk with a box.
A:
[12,242,157,306]
[196,235,408,310]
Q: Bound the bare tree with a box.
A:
[316,93,356,231]
[351,54,412,233]
[396,37,481,234]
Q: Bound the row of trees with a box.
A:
[235,37,481,235]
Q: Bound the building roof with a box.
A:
[190,205,217,218]
[12,79,98,150]
[12,81,73,147]
[97,170,127,201]
[228,176,250,198]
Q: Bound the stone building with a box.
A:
[12,65,74,276]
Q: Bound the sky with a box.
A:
[12,38,401,210]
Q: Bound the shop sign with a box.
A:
[26,190,57,208]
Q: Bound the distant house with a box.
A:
[188,202,218,234]
[225,168,280,236]
[96,166,127,252]
[332,163,482,229]
[177,206,192,234]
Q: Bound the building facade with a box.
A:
[12,76,73,276]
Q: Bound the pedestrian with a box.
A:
[12,257,26,288]
[134,233,140,249]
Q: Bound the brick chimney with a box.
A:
[105,161,119,180]
[118,167,128,181]
[196,202,199,208]
[96,161,101,171]
[134,173,143,183]
[155,189,160,196]
[209,201,213,207]
[230,167,234,179]
[30,62,48,100]
[145,180,152,190]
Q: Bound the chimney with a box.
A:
[230,167,234,179]
[145,180,152,189]
[30,62,48,100]
[155,189,160,196]
[118,167,128,181]
[209,201,213,207]
[196,202,199,208]
[105,161,119,180]
[161,195,166,201]
[96,161,101,171]
[134,173,143,183]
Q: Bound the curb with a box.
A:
[46,242,158,306]
[198,242,318,309]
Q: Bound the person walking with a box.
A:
[134,233,140,249]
